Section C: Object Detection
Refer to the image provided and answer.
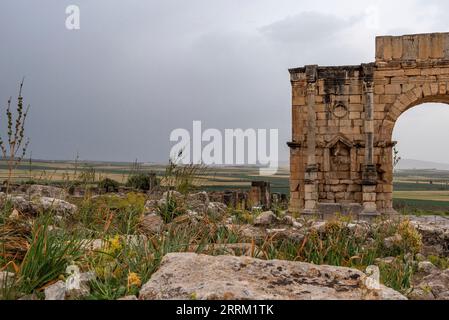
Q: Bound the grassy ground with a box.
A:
[0,190,425,299]
[0,161,443,299]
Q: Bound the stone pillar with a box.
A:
[303,65,319,215]
[361,64,380,219]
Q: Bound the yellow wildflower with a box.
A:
[108,235,122,253]
[127,272,142,288]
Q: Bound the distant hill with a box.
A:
[397,159,449,171]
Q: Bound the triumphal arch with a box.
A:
[288,32,449,219]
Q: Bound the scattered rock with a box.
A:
[364,266,381,290]
[9,209,20,219]
[188,243,261,257]
[412,269,449,300]
[118,295,138,300]
[310,221,327,233]
[238,225,267,242]
[293,221,303,229]
[254,211,277,226]
[27,185,67,200]
[187,192,209,203]
[157,191,183,207]
[282,216,295,226]
[38,197,77,216]
[141,213,164,235]
[140,253,406,300]
[207,202,227,219]
[81,239,106,251]
[2,195,34,214]
[383,234,402,249]
[2,194,77,217]
[18,294,40,301]
[125,235,148,247]
[45,281,67,300]
[375,257,396,265]
[409,216,449,257]
[144,200,159,214]
[418,261,437,274]
[186,192,210,213]
[408,287,435,300]
[0,271,15,290]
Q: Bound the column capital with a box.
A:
[361,63,375,82]
[363,81,374,92]
[306,82,316,94]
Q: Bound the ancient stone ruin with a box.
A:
[288,32,449,219]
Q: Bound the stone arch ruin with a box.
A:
[288,32,449,219]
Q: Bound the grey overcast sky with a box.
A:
[1,0,449,163]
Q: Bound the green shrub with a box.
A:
[428,255,449,270]
[98,178,120,192]
[126,173,158,191]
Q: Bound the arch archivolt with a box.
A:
[379,80,449,141]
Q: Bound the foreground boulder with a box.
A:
[0,194,77,217]
[139,253,406,300]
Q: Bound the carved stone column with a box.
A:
[303,65,319,215]
[361,64,379,219]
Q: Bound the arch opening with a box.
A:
[391,102,449,214]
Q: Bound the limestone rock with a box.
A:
[0,272,15,290]
[207,202,227,218]
[118,295,138,300]
[412,269,449,300]
[375,257,396,265]
[27,185,67,199]
[310,221,327,233]
[140,253,406,300]
[364,266,381,290]
[186,192,210,213]
[38,197,77,216]
[254,211,277,226]
[409,216,449,256]
[81,239,106,251]
[418,261,437,274]
[18,294,40,300]
[141,213,164,235]
[2,195,77,216]
[144,200,159,213]
[408,287,435,300]
[45,281,67,300]
[9,209,20,219]
[65,266,94,300]
[383,234,402,249]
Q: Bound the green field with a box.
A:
[3,160,449,214]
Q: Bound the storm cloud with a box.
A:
[0,0,449,163]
